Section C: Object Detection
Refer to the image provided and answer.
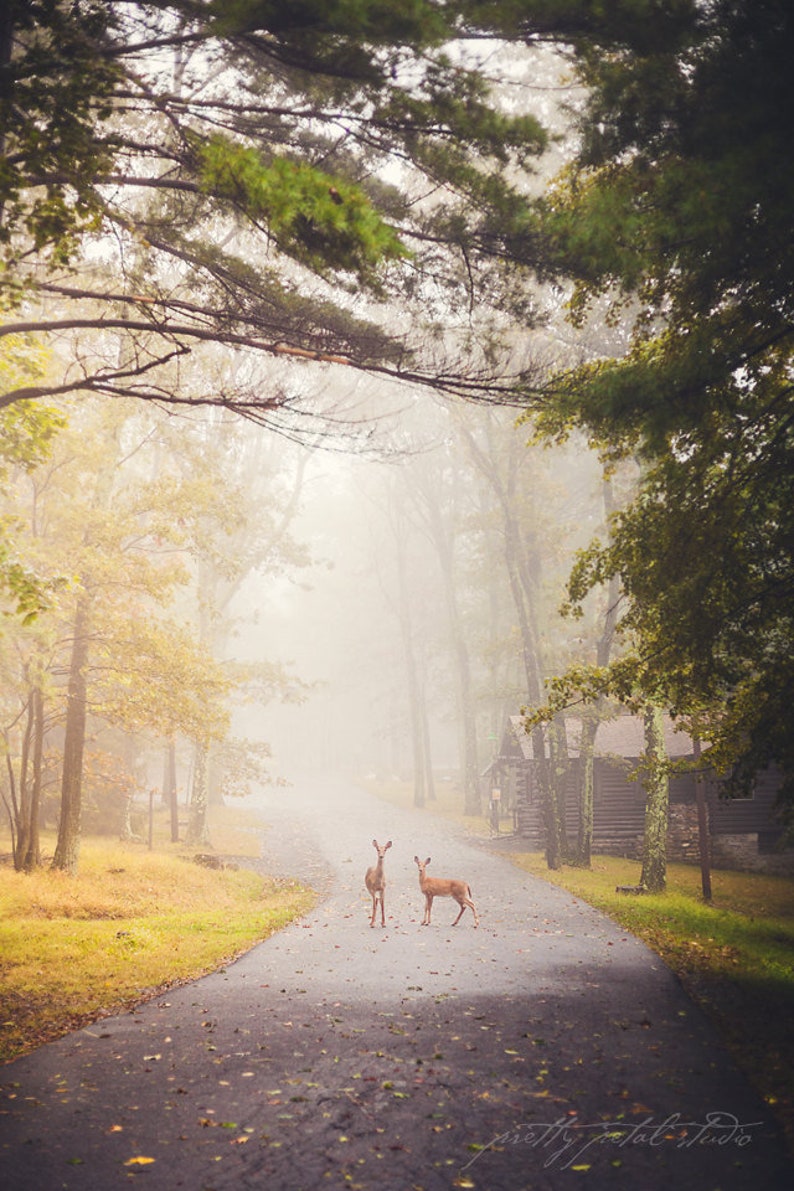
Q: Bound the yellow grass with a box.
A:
[0,812,316,1062]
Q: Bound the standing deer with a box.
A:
[414,855,479,927]
[365,839,392,928]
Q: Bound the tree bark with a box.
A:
[458,417,560,852]
[185,739,211,847]
[693,737,712,902]
[574,715,598,868]
[420,683,436,802]
[13,693,32,869]
[165,739,179,842]
[52,597,91,874]
[571,478,622,867]
[411,463,479,815]
[22,685,44,871]
[394,511,427,808]
[640,704,669,893]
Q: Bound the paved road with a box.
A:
[1,775,790,1190]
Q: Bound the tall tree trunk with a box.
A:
[459,417,559,855]
[185,739,211,847]
[394,514,426,808]
[3,748,18,863]
[548,717,570,861]
[420,680,436,802]
[3,681,44,868]
[693,737,712,902]
[165,739,179,842]
[22,685,44,871]
[640,704,669,893]
[414,471,480,816]
[52,597,91,874]
[14,692,33,869]
[571,478,622,866]
[574,716,598,868]
[119,791,135,841]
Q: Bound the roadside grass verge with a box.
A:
[0,814,316,1064]
[363,778,794,1149]
[508,853,794,1151]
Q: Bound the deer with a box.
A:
[364,839,392,928]
[414,855,479,927]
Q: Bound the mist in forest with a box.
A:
[0,368,612,857]
[228,392,607,802]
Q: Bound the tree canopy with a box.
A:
[520,0,794,802]
[3,0,794,806]
[0,0,550,422]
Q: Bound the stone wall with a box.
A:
[667,803,701,863]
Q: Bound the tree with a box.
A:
[408,453,481,815]
[639,704,669,894]
[516,0,794,803]
[0,397,236,872]
[0,333,65,619]
[389,483,432,809]
[567,475,621,868]
[456,407,572,863]
[0,0,549,424]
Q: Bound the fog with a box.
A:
[227,392,608,801]
[1,358,615,841]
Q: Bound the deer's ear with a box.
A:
[386,840,392,849]
[372,839,378,848]
[425,857,431,866]
[414,855,420,864]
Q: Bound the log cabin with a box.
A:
[489,713,792,873]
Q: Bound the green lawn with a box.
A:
[0,813,316,1062]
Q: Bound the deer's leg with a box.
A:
[380,891,386,927]
[451,901,466,925]
[422,894,432,925]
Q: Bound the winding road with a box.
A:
[0,775,790,1189]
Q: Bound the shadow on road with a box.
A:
[1,774,790,1190]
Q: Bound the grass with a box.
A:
[0,806,316,1063]
[367,777,794,1151]
[510,852,794,1143]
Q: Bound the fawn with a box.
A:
[414,855,479,927]
[365,839,392,928]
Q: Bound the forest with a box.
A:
[1,0,792,894]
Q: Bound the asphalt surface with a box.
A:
[0,774,790,1190]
